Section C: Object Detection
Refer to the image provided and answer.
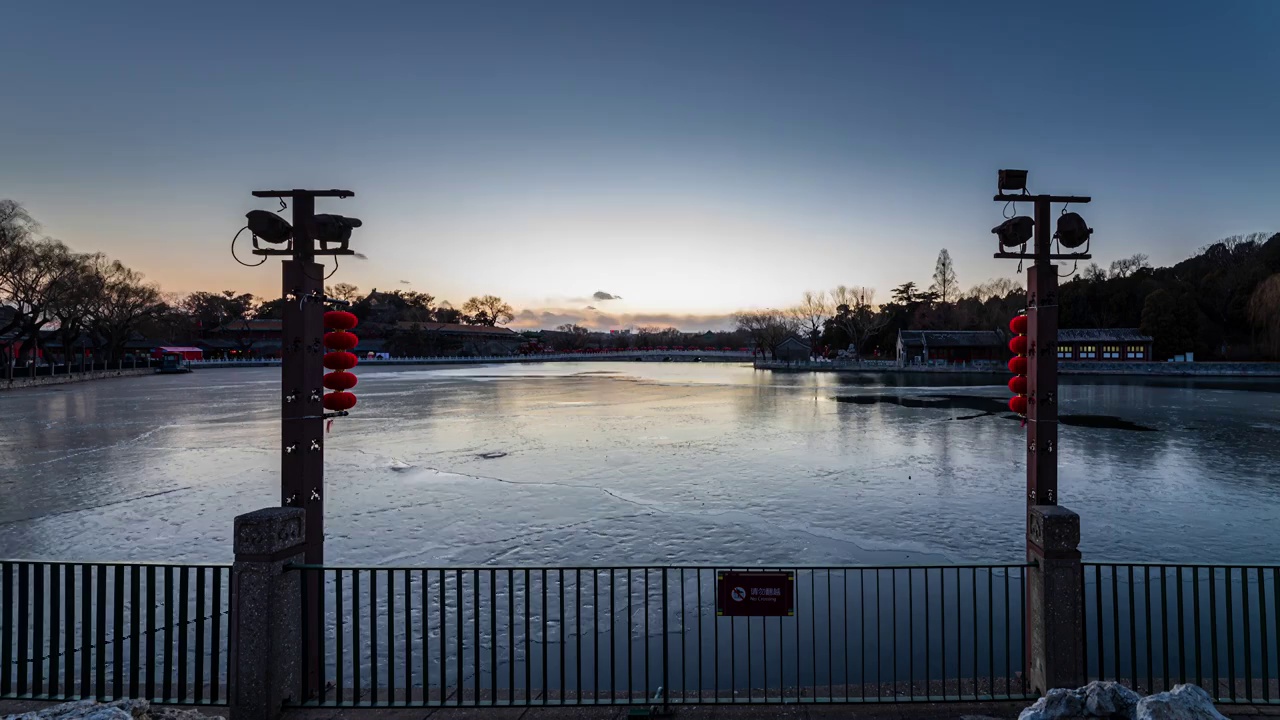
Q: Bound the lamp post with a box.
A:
[244,188,361,695]
[992,171,1091,694]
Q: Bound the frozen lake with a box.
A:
[2,363,1277,565]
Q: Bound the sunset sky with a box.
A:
[3,1,1277,330]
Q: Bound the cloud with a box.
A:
[592,291,621,301]
[398,279,411,284]
[585,305,597,311]
[508,307,736,332]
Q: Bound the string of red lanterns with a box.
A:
[322,311,359,412]
[1007,313,1028,415]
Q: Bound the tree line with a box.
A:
[0,199,518,365]
[1,200,165,373]
[738,235,1280,362]
[7,196,1279,364]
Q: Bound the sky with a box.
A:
[2,1,1277,331]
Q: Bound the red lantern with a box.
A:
[323,371,358,391]
[1009,396,1028,415]
[323,351,358,370]
[1009,315,1028,335]
[1008,356,1027,375]
[324,310,358,330]
[1009,335,1028,356]
[323,331,359,351]
[323,391,357,411]
[1008,376,1027,394]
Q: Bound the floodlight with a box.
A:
[998,169,1028,193]
[992,216,1034,248]
[314,214,363,250]
[1054,212,1093,249]
[246,210,293,244]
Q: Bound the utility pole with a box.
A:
[247,188,360,695]
[992,171,1091,693]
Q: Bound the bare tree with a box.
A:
[462,295,514,326]
[1108,254,1150,279]
[965,277,1021,301]
[325,282,362,302]
[832,286,888,359]
[792,290,831,345]
[1249,274,1280,358]
[1197,232,1272,257]
[50,252,104,368]
[87,256,163,361]
[552,323,590,351]
[929,249,958,304]
[1083,263,1108,282]
[735,310,796,360]
[2,237,81,365]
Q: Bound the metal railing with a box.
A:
[188,350,756,368]
[0,561,230,705]
[3,359,157,379]
[1083,563,1280,704]
[291,564,1032,707]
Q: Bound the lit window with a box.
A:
[1103,344,1120,359]
[1078,345,1096,359]
[1128,345,1145,359]
[1057,344,1073,359]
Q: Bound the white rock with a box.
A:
[1,699,221,720]
[1083,680,1141,718]
[148,710,225,720]
[1136,684,1228,720]
[77,710,131,720]
[1019,687,1087,720]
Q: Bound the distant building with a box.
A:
[897,327,1156,366]
[773,336,812,362]
[402,322,524,356]
[1056,329,1152,361]
[897,330,1004,366]
[199,318,284,358]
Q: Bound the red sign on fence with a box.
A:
[716,570,795,617]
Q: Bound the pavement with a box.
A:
[281,701,1030,719]
[6,699,1280,719]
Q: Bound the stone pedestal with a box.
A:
[1027,504,1084,695]
[229,508,305,720]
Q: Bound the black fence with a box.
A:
[3,359,157,379]
[0,561,230,705]
[293,564,1033,707]
[1083,563,1280,704]
[8,560,1276,709]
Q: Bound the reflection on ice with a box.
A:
[1,363,1277,565]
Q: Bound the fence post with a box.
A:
[1026,504,1084,694]
[230,507,306,720]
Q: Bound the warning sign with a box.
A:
[716,570,795,617]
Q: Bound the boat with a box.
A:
[156,353,193,374]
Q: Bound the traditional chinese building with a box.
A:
[897,327,1155,366]
[395,322,524,356]
[1056,328,1153,361]
[896,330,1005,366]
[199,318,284,358]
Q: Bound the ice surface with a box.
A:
[1,363,1277,565]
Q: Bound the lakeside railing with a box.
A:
[188,350,756,368]
[0,561,230,706]
[3,358,158,379]
[6,559,1278,708]
[1082,563,1280,703]
[290,564,1032,708]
